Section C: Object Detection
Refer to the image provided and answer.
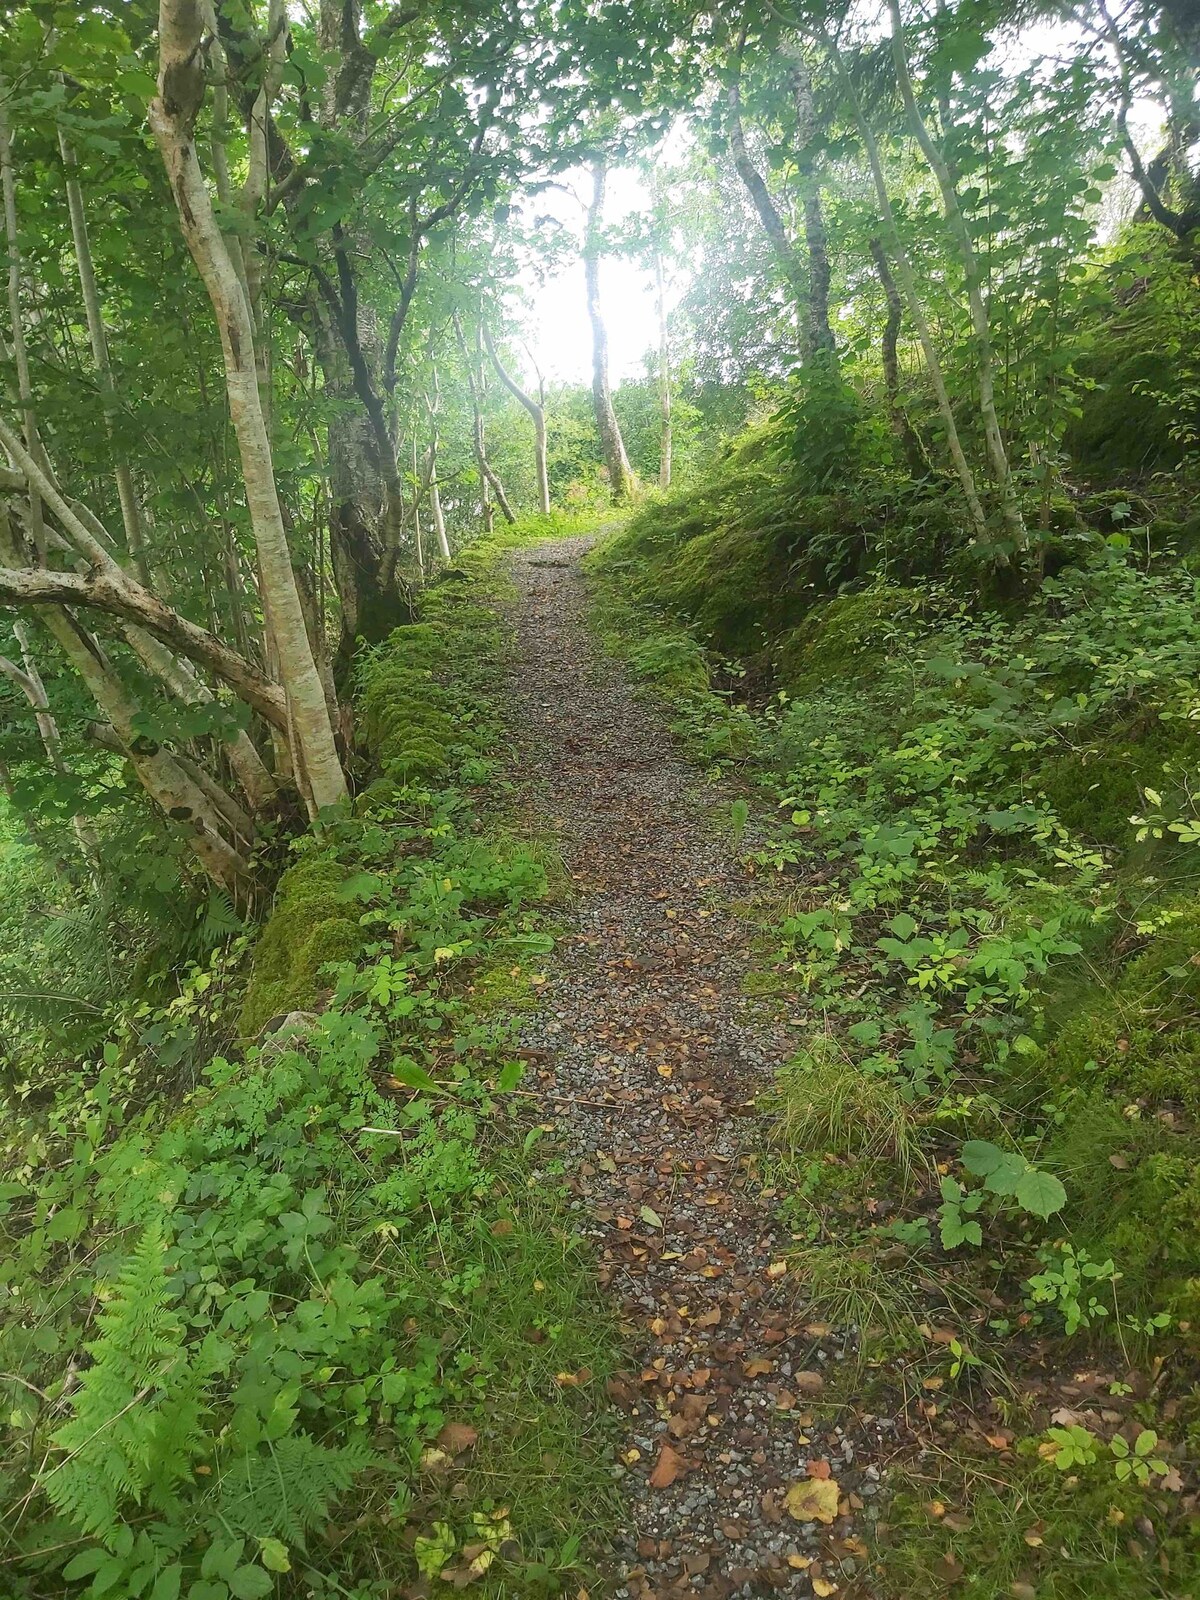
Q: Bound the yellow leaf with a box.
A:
[813,1580,840,1597]
[783,1477,840,1525]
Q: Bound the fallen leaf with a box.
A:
[437,1422,479,1455]
[937,1552,965,1584]
[639,1205,664,1230]
[813,1580,839,1597]
[648,1443,686,1488]
[794,1370,825,1395]
[783,1477,840,1524]
[807,1458,832,1480]
[744,1357,773,1378]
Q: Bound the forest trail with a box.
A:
[507,539,884,1600]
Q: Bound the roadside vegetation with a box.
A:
[588,435,1200,1592]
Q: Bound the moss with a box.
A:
[1035,715,1200,847]
[774,586,924,695]
[1046,897,1200,1109]
[239,856,366,1039]
[1043,1094,1200,1326]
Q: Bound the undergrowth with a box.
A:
[586,477,1200,1595]
[0,519,618,1600]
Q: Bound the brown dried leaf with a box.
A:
[437,1422,479,1455]
[648,1443,686,1488]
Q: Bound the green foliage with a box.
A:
[0,537,617,1598]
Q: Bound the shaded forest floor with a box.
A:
[506,538,882,1599]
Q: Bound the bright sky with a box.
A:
[517,165,663,388]
[510,18,1162,390]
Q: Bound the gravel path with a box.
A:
[506,539,883,1600]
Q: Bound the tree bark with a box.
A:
[585,163,636,502]
[151,0,347,814]
[868,236,928,474]
[482,324,549,514]
[654,251,673,488]
[888,0,1027,551]
[455,315,516,525]
[786,52,836,358]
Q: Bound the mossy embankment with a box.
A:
[587,438,1200,1596]
[0,517,620,1600]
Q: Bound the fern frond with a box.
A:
[43,1229,212,1546]
[206,1435,376,1543]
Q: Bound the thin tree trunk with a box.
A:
[887,0,1027,550]
[151,0,346,813]
[868,236,928,473]
[423,365,452,564]
[57,123,150,584]
[584,163,636,502]
[654,251,673,488]
[482,324,549,514]
[821,24,989,546]
[455,314,516,525]
[786,52,836,358]
[0,80,48,558]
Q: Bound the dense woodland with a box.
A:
[0,0,1198,1595]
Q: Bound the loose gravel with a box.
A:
[505,538,882,1600]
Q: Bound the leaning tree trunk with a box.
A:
[482,324,549,515]
[0,509,252,893]
[584,163,636,502]
[888,0,1027,551]
[151,0,347,815]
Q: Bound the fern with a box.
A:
[43,1229,212,1546]
[205,1435,376,1543]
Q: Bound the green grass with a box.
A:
[877,1451,1200,1600]
[771,1034,922,1177]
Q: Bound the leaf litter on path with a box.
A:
[504,539,890,1599]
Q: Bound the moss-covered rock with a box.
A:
[238,856,365,1039]
[774,586,924,694]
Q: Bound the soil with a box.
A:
[507,538,887,1600]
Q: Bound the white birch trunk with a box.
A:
[151,0,347,813]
